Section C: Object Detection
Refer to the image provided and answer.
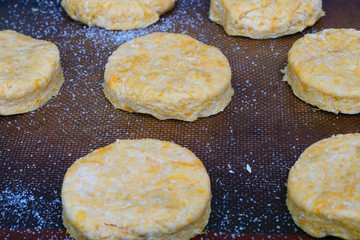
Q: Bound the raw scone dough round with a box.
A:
[61,0,177,30]
[283,28,360,114]
[62,139,211,240]
[103,32,234,121]
[0,30,64,115]
[287,133,360,239]
[209,0,324,39]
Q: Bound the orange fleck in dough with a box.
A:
[62,139,211,240]
[61,0,177,30]
[283,29,360,114]
[287,133,360,239]
[103,32,234,121]
[0,30,64,115]
[209,0,324,39]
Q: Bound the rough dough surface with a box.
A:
[0,30,64,115]
[103,32,234,121]
[283,28,360,114]
[61,0,177,30]
[62,139,211,240]
[209,0,324,39]
[287,133,360,239]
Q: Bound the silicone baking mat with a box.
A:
[1,0,359,239]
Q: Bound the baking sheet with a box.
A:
[0,0,359,239]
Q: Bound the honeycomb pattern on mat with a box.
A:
[0,0,360,237]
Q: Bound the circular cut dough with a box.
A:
[287,133,360,239]
[103,32,234,121]
[0,30,64,115]
[61,0,177,30]
[209,0,324,39]
[62,139,211,240]
[283,28,360,114]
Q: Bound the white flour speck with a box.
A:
[246,164,252,173]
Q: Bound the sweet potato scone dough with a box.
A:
[209,0,324,39]
[103,32,234,121]
[283,29,360,114]
[62,139,211,240]
[0,30,64,115]
[61,0,177,30]
[287,133,360,239]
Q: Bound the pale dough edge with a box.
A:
[286,197,360,239]
[0,61,64,115]
[209,0,325,39]
[286,133,360,239]
[103,82,234,121]
[283,62,360,114]
[62,198,211,240]
[61,0,177,30]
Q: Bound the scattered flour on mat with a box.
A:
[0,183,62,228]
[0,0,227,234]
[1,0,300,238]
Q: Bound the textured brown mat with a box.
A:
[0,0,359,239]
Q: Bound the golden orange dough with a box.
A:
[62,139,211,240]
[103,32,234,121]
[209,0,324,39]
[0,30,64,115]
[287,133,360,239]
[61,0,177,30]
[283,28,360,114]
